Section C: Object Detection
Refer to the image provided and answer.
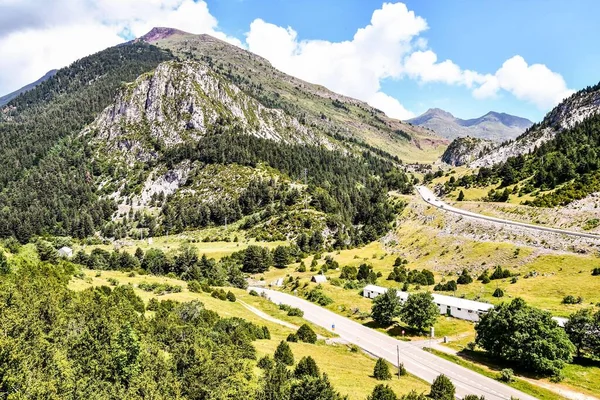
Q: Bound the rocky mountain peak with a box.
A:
[138,27,189,43]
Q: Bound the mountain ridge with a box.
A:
[0,69,58,107]
[408,108,532,142]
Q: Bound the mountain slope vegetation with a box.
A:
[450,82,600,206]
[0,30,416,245]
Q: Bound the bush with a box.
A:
[490,266,511,280]
[498,368,514,383]
[592,267,600,276]
[274,340,294,365]
[146,297,159,311]
[457,269,473,285]
[373,358,391,380]
[367,384,398,400]
[398,362,407,376]
[226,291,236,302]
[286,333,299,342]
[249,289,259,296]
[492,288,504,298]
[294,356,320,378]
[296,324,317,344]
[138,282,182,295]
[257,355,274,370]
[429,374,455,400]
[287,307,304,317]
[187,280,202,293]
[434,280,457,292]
[107,277,119,286]
[305,288,333,306]
[562,295,583,304]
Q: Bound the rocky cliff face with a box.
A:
[471,84,600,167]
[408,108,532,142]
[85,60,325,164]
[441,136,495,166]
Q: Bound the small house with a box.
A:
[57,246,73,258]
[311,275,327,284]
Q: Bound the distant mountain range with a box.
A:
[0,70,57,107]
[407,108,533,142]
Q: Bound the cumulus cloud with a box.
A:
[246,2,573,116]
[473,56,574,109]
[0,0,238,95]
[0,1,574,116]
[246,2,427,120]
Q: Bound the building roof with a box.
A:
[312,275,327,283]
[363,285,494,311]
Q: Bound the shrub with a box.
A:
[492,288,504,298]
[490,266,511,280]
[274,340,294,365]
[286,333,298,342]
[294,356,320,378]
[592,267,600,276]
[498,368,514,383]
[305,288,333,306]
[226,291,236,302]
[462,396,484,400]
[107,277,119,286]
[562,295,583,304]
[187,280,202,293]
[257,355,274,370]
[398,362,407,376]
[249,289,259,296]
[457,269,473,285]
[146,297,159,311]
[367,384,398,400]
[287,307,304,317]
[429,374,455,400]
[138,282,182,295]
[434,281,457,292]
[510,276,518,284]
[373,358,391,380]
[296,324,317,344]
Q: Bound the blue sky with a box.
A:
[1,0,598,122]
[206,0,598,121]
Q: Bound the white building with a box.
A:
[311,275,328,284]
[362,284,493,322]
[57,246,73,258]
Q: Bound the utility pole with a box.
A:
[397,345,401,379]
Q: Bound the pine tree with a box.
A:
[294,356,320,378]
[368,384,398,400]
[429,374,455,400]
[274,340,295,365]
[457,190,465,201]
[373,358,392,380]
[296,324,317,344]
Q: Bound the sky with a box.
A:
[0,0,598,122]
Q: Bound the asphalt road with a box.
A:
[416,186,600,241]
[252,288,536,400]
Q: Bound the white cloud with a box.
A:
[246,2,573,116]
[246,2,427,120]
[473,56,574,109]
[0,0,574,116]
[0,0,238,95]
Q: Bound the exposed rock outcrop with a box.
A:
[441,137,495,166]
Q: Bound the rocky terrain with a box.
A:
[86,60,325,165]
[471,83,600,167]
[140,28,448,163]
[441,136,495,166]
[408,108,532,142]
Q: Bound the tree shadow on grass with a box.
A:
[455,348,553,380]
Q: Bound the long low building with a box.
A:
[363,285,568,326]
[363,284,494,322]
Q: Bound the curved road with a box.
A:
[416,186,600,241]
[251,287,536,400]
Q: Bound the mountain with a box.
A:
[0,28,421,243]
[453,82,600,207]
[407,108,532,142]
[0,69,57,107]
[472,85,600,168]
[441,137,495,166]
[137,28,448,164]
